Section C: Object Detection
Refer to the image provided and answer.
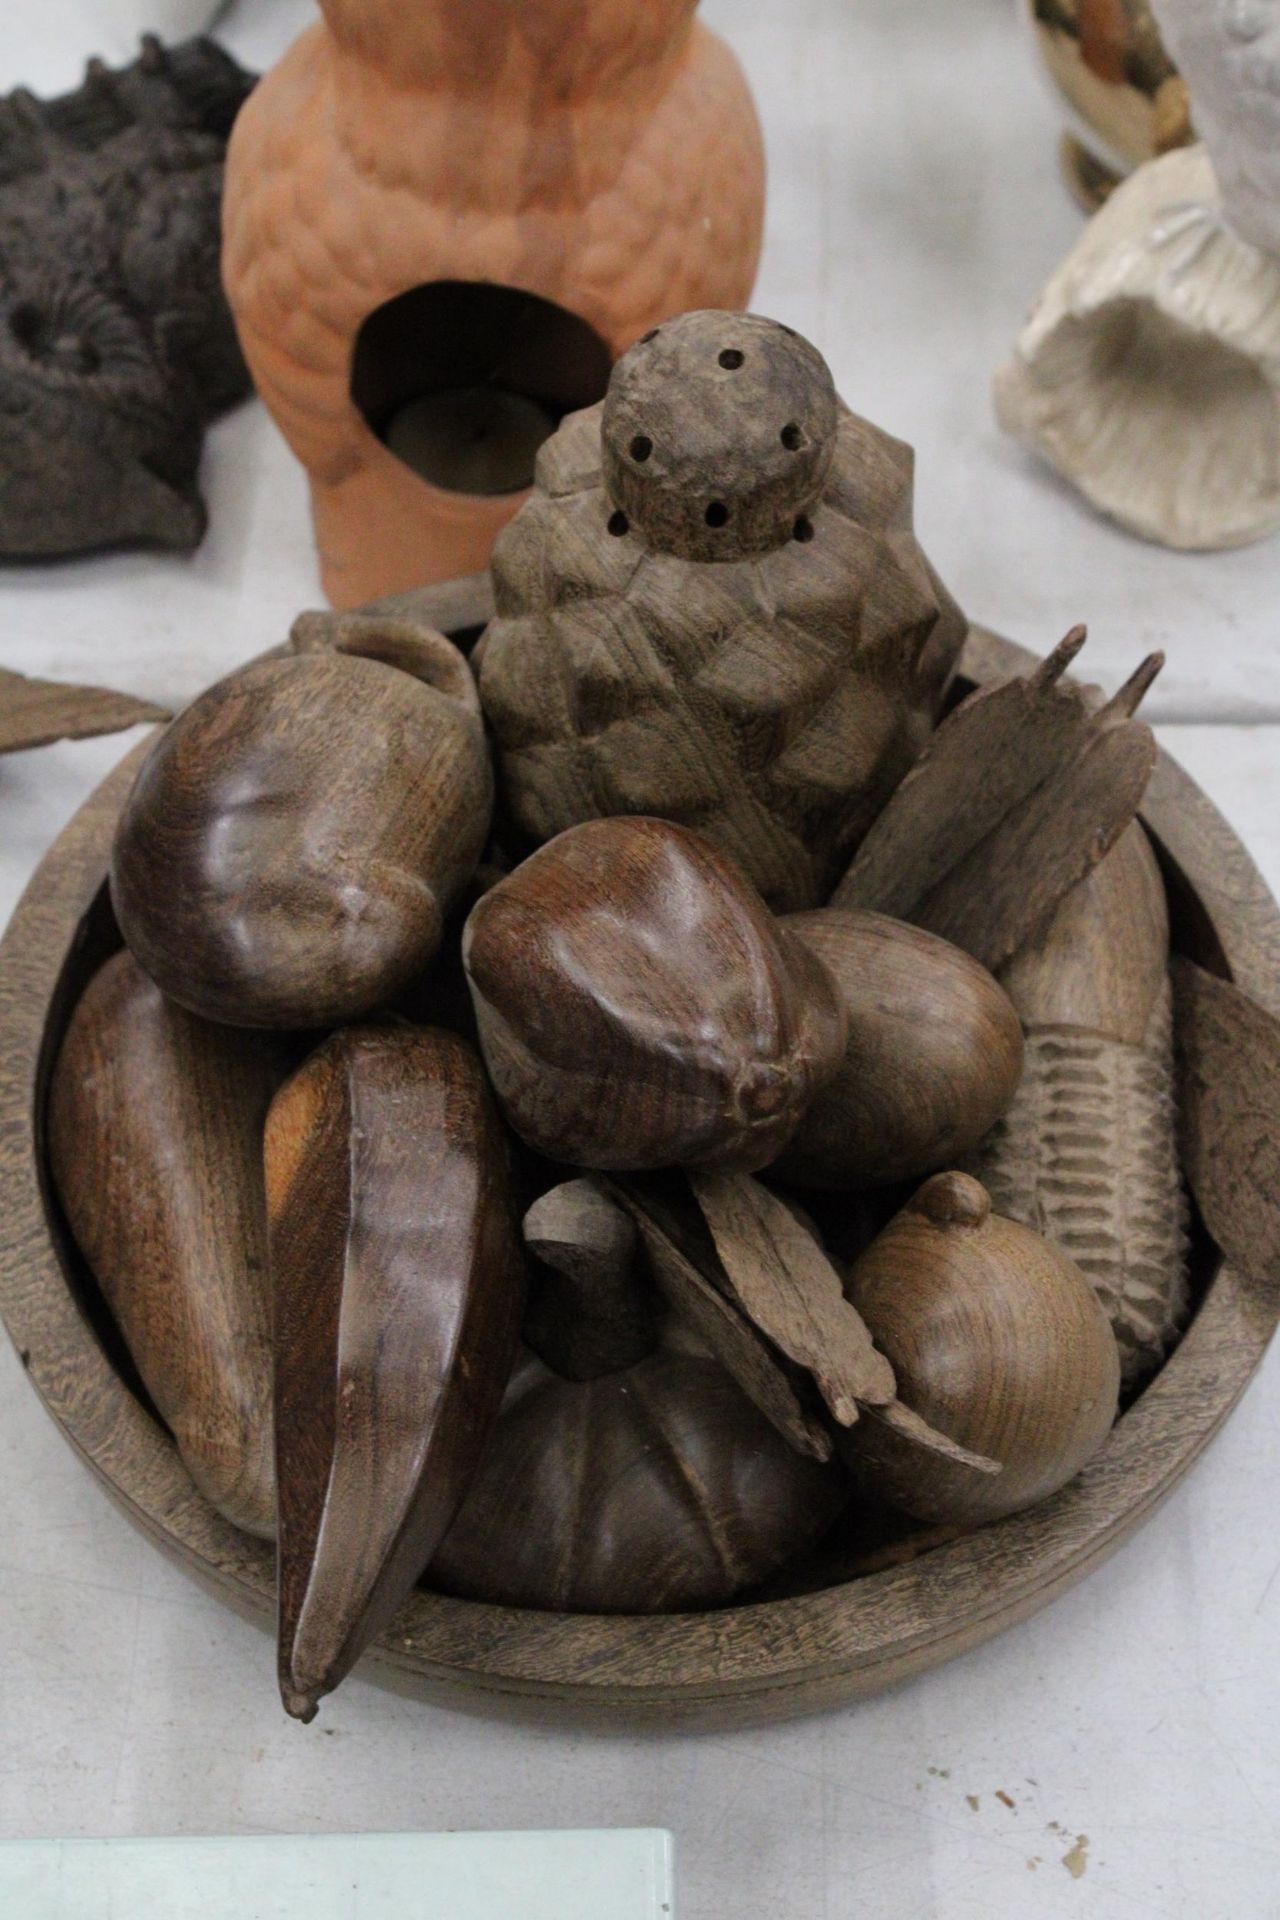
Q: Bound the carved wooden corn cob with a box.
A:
[967,822,1189,1388]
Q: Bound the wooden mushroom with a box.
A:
[267,1025,525,1721]
[522,1179,656,1382]
[841,1173,1121,1525]
[222,1,765,606]
[111,612,492,1029]
[48,950,285,1540]
[478,311,967,912]
[462,815,847,1172]
[967,823,1189,1387]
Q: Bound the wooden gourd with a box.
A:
[522,1179,657,1382]
[48,949,285,1540]
[222,2,765,607]
[111,617,492,1029]
[430,1351,849,1614]
[967,823,1189,1386]
[841,1173,1121,1525]
[267,1024,525,1721]
[463,815,847,1171]
[775,909,1025,1189]
[478,311,967,912]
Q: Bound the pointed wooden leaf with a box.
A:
[1171,957,1280,1287]
[690,1170,897,1422]
[0,667,167,754]
[611,1183,834,1462]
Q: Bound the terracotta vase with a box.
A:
[222,1,765,608]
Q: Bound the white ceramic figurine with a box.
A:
[998,0,1280,551]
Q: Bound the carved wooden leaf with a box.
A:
[0,668,167,755]
[862,1399,1003,1476]
[689,1170,896,1422]
[832,631,1163,972]
[1171,956,1280,1287]
[611,1183,834,1462]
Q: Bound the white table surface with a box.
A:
[1,3,1277,1918]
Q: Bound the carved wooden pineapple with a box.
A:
[477,312,967,912]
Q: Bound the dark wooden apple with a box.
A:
[462,816,847,1171]
[430,1350,849,1613]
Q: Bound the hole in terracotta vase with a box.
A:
[780,422,804,451]
[793,515,815,543]
[705,501,729,528]
[719,348,745,370]
[351,281,613,497]
[630,435,653,463]
[608,510,630,537]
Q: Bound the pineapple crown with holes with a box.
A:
[602,311,840,562]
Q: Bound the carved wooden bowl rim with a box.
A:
[2,625,1277,1730]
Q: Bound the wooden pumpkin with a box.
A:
[430,1351,849,1613]
[222,1,765,607]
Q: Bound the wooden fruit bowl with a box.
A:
[2,627,1277,1730]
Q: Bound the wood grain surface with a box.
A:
[776,909,1025,1189]
[0,668,167,755]
[1,626,1277,1728]
[834,629,1162,972]
[47,948,286,1539]
[841,1173,1121,1525]
[430,1351,849,1615]
[522,1180,656,1383]
[267,1025,526,1722]
[111,639,492,1029]
[479,311,966,914]
[1171,957,1280,1290]
[463,815,846,1172]
[969,823,1190,1387]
